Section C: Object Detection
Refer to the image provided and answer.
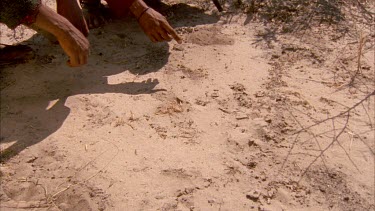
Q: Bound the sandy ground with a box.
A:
[1,1,374,210]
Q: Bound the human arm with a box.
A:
[56,0,89,36]
[129,0,182,43]
[32,4,89,67]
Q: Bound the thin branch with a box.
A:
[292,90,374,136]
[361,103,374,128]
[331,115,361,172]
[299,113,351,182]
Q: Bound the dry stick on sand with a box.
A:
[280,90,374,181]
[299,113,351,182]
[52,138,120,197]
[349,31,367,86]
[291,90,374,136]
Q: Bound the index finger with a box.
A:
[161,22,182,44]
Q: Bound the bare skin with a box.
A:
[56,0,89,37]
[80,0,182,43]
[15,0,177,67]
[130,0,182,43]
[32,4,90,67]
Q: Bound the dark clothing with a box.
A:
[0,0,41,29]
[105,0,136,18]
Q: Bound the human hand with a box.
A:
[57,28,90,67]
[57,0,89,36]
[32,4,89,67]
[138,8,182,43]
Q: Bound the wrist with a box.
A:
[129,0,149,18]
[137,7,150,21]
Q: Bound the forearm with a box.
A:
[56,0,89,36]
[31,3,90,67]
[129,0,149,19]
[32,4,79,40]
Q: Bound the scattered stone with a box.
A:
[219,107,231,114]
[235,112,248,120]
[195,99,208,106]
[268,189,276,198]
[208,199,215,204]
[248,140,258,147]
[173,45,184,51]
[211,92,219,98]
[26,156,38,163]
[319,187,326,193]
[246,161,257,169]
[255,91,266,98]
[271,54,280,59]
[246,190,261,201]
[264,117,272,123]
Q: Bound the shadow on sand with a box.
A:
[0,2,220,162]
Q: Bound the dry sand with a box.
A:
[1,1,374,210]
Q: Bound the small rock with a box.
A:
[211,92,219,98]
[248,140,255,147]
[264,117,272,123]
[26,156,38,163]
[319,187,326,193]
[246,190,261,201]
[235,112,248,120]
[267,188,276,198]
[246,161,257,169]
[295,193,303,198]
[89,192,96,197]
[173,45,184,51]
[255,91,265,98]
